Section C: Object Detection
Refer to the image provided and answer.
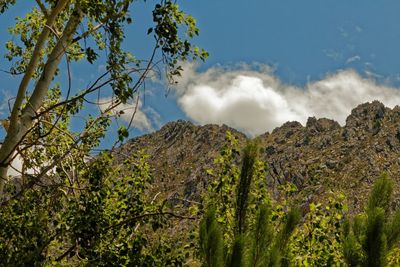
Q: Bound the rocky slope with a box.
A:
[260,101,400,211]
[115,121,247,205]
[117,101,400,212]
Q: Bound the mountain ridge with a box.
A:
[117,100,400,213]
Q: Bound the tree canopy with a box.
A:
[0,0,207,198]
[0,1,207,264]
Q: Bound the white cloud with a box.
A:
[346,55,361,64]
[174,63,400,136]
[98,97,156,132]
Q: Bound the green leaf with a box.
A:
[118,126,129,141]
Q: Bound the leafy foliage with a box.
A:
[204,131,241,244]
[0,145,186,266]
[235,143,258,235]
[248,203,274,267]
[289,193,347,266]
[0,0,16,13]
[0,108,184,266]
[0,0,208,202]
[0,1,207,262]
[2,116,400,266]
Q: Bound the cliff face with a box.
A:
[117,101,400,211]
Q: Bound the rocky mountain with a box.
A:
[115,121,247,206]
[117,101,400,213]
[260,101,400,212]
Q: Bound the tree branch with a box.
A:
[0,2,81,197]
[35,0,49,18]
[0,99,120,206]
[55,244,76,262]
[72,22,105,43]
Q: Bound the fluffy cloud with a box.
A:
[98,98,157,132]
[174,63,400,136]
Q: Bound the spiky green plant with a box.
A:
[343,173,400,267]
[248,203,274,267]
[200,138,300,267]
[235,142,258,235]
[199,207,225,267]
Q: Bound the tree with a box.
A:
[0,0,207,199]
[0,1,206,264]
[342,173,400,267]
[0,147,196,265]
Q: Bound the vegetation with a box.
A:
[200,138,300,267]
[0,0,207,199]
[289,193,347,266]
[343,173,400,267]
[0,0,204,265]
[0,149,191,265]
[0,119,399,265]
[199,133,400,267]
[1,2,400,266]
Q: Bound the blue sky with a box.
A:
[182,0,400,83]
[2,1,400,141]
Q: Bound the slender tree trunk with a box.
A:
[0,3,83,199]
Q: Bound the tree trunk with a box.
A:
[0,3,83,199]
